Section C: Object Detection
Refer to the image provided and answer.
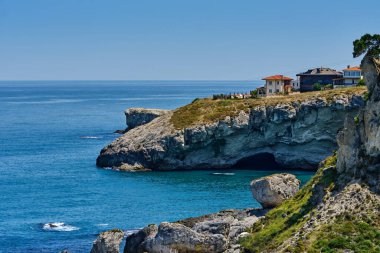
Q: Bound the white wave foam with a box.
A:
[125,229,141,236]
[42,222,79,232]
[97,223,109,227]
[212,172,235,176]
[80,136,102,139]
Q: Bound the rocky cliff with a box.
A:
[125,108,169,130]
[240,55,380,252]
[97,88,366,171]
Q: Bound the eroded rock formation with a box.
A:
[240,55,380,253]
[123,209,267,253]
[337,55,380,191]
[125,108,169,130]
[97,93,365,171]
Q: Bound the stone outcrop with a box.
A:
[337,55,380,192]
[239,54,380,253]
[90,229,124,253]
[97,93,365,171]
[250,173,300,208]
[125,108,169,130]
[124,209,266,253]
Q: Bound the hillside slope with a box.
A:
[240,55,380,253]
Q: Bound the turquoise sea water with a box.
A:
[0,81,314,252]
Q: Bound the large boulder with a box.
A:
[143,222,227,253]
[90,229,124,253]
[250,173,300,208]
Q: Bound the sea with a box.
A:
[0,81,314,252]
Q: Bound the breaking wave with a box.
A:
[42,222,79,232]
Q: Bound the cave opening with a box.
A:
[233,153,283,170]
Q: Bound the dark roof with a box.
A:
[297,67,343,76]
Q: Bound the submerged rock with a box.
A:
[124,209,266,253]
[90,229,124,253]
[250,173,300,208]
[125,108,169,130]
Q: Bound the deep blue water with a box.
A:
[0,81,314,253]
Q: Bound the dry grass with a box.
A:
[170,86,367,129]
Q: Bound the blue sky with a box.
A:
[0,0,379,80]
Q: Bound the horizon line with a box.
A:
[0,79,265,82]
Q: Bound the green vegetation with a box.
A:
[170,86,367,129]
[363,91,370,101]
[309,213,380,253]
[240,155,338,253]
[357,79,366,86]
[313,83,322,91]
[240,151,380,253]
[353,33,380,58]
[354,115,360,125]
[250,89,258,98]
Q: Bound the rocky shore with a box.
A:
[91,53,379,252]
[97,88,365,171]
[91,174,300,253]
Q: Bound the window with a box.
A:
[276,89,279,93]
[269,81,272,85]
[269,89,272,93]
[276,81,280,85]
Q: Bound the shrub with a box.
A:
[250,90,258,98]
[354,115,360,125]
[313,83,322,91]
[357,79,366,86]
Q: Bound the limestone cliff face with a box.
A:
[125,108,169,130]
[337,55,380,191]
[97,94,364,171]
[240,55,380,253]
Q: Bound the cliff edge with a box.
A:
[240,54,380,253]
[97,88,366,171]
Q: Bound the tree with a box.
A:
[353,33,380,58]
[250,89,258,98]
[313,83,322,91]
[357,79,366,86]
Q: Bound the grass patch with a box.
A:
[240,155,338,252]
[170,86,366,129]
[308,214,380,253]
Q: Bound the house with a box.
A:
[262,75,293,96]
[297,67,343,92]
[333,66,362,87]
[291,79,300,91]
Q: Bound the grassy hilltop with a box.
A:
[170,86,367,129]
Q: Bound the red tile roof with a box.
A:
[343,66,361,71]
[262,75,293,81]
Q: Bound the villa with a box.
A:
[297,67,343,92]
[333,65,362,87]
[262,75,293,96]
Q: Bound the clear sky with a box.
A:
[0,0,379,80]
